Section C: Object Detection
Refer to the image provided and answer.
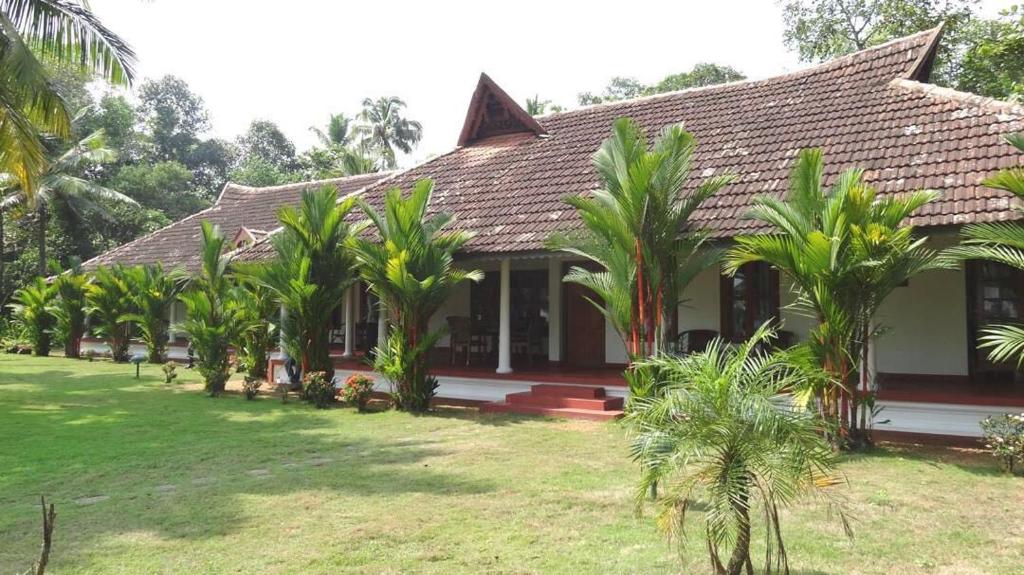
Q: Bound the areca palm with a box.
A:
[177,221,245,396]
[725,149,948,445]
[237,186,361,382]
[0,0,136,199]
[231,276,278,381]
[626,324,847,575]
[52,260,88,357]
[947,133,1024,365]
[122,263,188,363]
[85,263,135,362]
[7,275,55,355]
[351,179,482,412]
[2,124,134,275]
[548,118,732,362]
[354,96,422,169]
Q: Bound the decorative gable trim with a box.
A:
[457,73,547,147]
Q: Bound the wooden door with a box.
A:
[563,281,606,368]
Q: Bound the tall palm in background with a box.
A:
[947,133,1024,365]
[725,149,948,446]
[310,113,352,148]
[0,0,135,200]
[355,96,422,170]
[351,179,481,412]
[548,118,732,361]
[1,122,134,275]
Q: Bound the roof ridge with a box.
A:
[223,172,392,196]
[890,78,1024,117]
[535,26,943,120]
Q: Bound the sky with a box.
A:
[89,0,1014,166]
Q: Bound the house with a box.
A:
[89,27,1024,440]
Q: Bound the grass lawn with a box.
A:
[1,355,1022,574]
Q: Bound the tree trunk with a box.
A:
[0,206,5,304]
[37,204,47,277]
[726,488,753,575]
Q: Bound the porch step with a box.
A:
[480,384,624,421]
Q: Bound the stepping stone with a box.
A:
[281,462,301,469]
[191,477,214,486]
[306,457,332,467]
[247,468,271,478]
[74,495,109,505]
[155,484,176,493]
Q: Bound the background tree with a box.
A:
[578,64,746,105]
[352,179,481,412]
[85,264,135,362]
[137,76,211,162]
[177,222,243,395]
[8,277,56,356]
[549,119,731,361]
[53,262,89,358]
[524,95,563,116]
[238,187,360,383]
[123,263,187,363]
[310,113,353,148]
[627,325,847,575]
[354,96,423,169]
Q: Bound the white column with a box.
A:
[342,287,354,358]
[276,305,287,359]
[496,258,513,374]
[376,299,388,347]
[547,257,562,363]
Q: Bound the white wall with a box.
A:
[678,266,720,332]
[428,280,471,347]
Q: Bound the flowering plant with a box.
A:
[340,373,375,411]
[980,412,1024,474]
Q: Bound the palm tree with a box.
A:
[237,187,361,383]
[548,118,732,361]
[354,96,422,169]
[85,264,135,362]
[351,179,482,412]
[626,324,848,575]
[947,133,1024,365]
[177,221,244,396]
[310,113,352,148]
[7,276,55,355]
[52,260,88,358]
[2,124,134,275]
[123,263,188,363]
[725,149,949,445]
[0,0,136,200]
[231,276,278,381]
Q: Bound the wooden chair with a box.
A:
[447,316,475,366]
[675,329,719,356]
[511,318,545,366]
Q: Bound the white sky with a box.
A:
[89,0,1014,166]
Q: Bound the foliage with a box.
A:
[301,371,335,409]
[947,134,1024,366]
[122,263,187,363]
[234,119,297,173]
[161,361,178,384]
[0,314,30,352]
[310,113,353,147]
[0,0,135,200]
[237,187,360,382]
[228,156,302,187]
[85,264,135,362]
[7,277,56,356]
[242,375,262,400]
[231,276,277,380]
[354,96,422,169]
[549,118,731,361]
[176,221,244,396]
[577,64,746,105]
[979,412,1024,474]
[137,75,211,161]
[52,264,89,358]
[112,160,203,221]
[956,7,1024,102]
[725,148,949,446]
[626,324,848,574]
[352,179,481,411]
[340,373,375,411]
[524,95,563,116]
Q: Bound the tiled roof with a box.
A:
[82,173,388,273]
[240,26,1024,262]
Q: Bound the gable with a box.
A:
[457,73,546,146]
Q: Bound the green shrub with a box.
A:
[301,371,335,409]
[0,316,31,354]
[8,278,57,356]
[340,373,375,411]
[53,267,90,359]
[85,265,136,362]
[980,413,1024,474]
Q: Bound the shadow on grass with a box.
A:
[0,360,500,570]
[841,442,1005,477]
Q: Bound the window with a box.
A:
[720,262,779,342]
[967,261,1024,378]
